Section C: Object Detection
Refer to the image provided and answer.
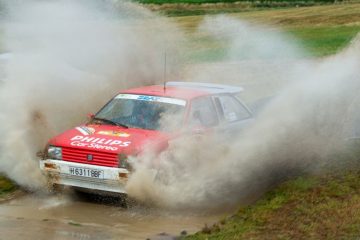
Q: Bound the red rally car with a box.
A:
[39,82,254,194]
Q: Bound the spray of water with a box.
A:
[0,1,359,210]
[0,0,184,189]
[126,16,360,209]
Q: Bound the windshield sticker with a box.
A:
[70,135,131,151]
[115,94,186,106]
[97,131,130,138]
[76,126,95,136]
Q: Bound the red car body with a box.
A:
[40,82,251,194]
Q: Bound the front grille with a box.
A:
[62,147,118,167]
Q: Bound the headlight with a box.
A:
[118,153,131,170]
[47,146,62,160]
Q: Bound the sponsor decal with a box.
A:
[97,131,130,138]
[70,135,131,151]
[76,126,95,136]
[137,95,160,102]
[115,94,186,106]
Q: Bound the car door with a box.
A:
[213,94,253,135]
[188,96,220,134]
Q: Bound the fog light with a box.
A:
[119,173,128,178]
[44,163,57,170]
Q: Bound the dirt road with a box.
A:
[0,192,226,240]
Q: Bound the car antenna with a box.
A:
[163,50,167,93]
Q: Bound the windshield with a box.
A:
[94,94,186,131]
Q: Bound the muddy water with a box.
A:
[0,193,228,240]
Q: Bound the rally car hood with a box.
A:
[48,124,170,155]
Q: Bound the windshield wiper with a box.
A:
[92,117,129,129]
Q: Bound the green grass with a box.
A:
[184,25,360,62]
[142,0,357,17]
[138,0,245,3]
[159,8,249,17]
[68,221,83,227]
[289,26,360,56]
[171,3,360,61]
[185,144,360,239]
[0,176,15,197]
[186,171,360,239]
[137,0,338,5]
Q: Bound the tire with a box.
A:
[72,187,132,208]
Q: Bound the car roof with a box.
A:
[120,82,243,100]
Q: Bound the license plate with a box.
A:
[68,166,104,179]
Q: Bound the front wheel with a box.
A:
[71,187,135,208]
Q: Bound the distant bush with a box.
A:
[136,0,343,5]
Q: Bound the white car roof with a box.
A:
[166,81,243,94]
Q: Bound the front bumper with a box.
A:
[40,159,129,194]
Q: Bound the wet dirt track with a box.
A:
[0,193,226,240]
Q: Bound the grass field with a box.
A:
[185,170,360,239]
[171,3,360,29]
[170,3,360,60]
[144,0,360,16]
[184,142,360,240]
[289,26,360,56]
[182,25,360,62]
[137,0,337,6]
[0,176,15,197]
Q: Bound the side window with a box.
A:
[215,95,251,122]
[189,97,219,128]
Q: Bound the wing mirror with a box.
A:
[87,113,95,120]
